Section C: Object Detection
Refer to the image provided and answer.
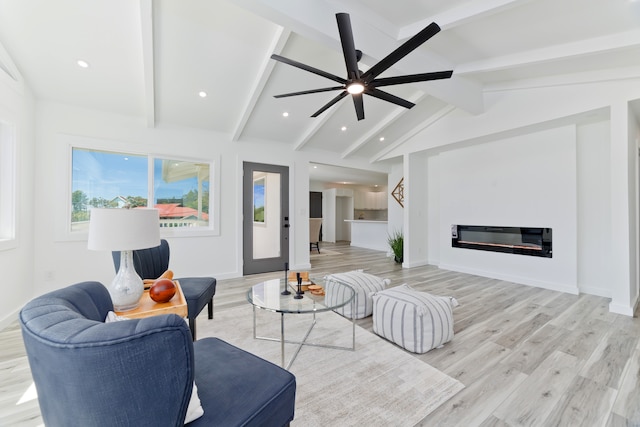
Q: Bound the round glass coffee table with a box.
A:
[247,277,356,369]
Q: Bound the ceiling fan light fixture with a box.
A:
[347,82,364,94]
[270,13,453,120]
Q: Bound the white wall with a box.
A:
[335,196,351,241]
[426,154,440,264]
[0,91,398,325]
[388,76,640,314]
[387,78,640,158]
[387,162,404,245]
[405,152,429,268]
[577,120,611,296]
[0,75,36,329]
[434,126,579,294]
[321,188,336,242]
[25,101,387,301]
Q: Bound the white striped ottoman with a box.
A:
[324,270,390,319]
[372,284,459,353]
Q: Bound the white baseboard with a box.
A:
[403,259,430,268]
[609,301,635,317]
[439,263,580,295]
[577,285,611,299]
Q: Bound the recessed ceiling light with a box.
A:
[379,137,385,141]
[341,126,347,131]
[313,165,317,169]
[283,112,289,117]
[77,60,89,68]
[198,91,207,98]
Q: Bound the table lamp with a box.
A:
[88,208,160,311]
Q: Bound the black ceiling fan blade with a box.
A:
[336,13,360,80]
[274,86,345,98]
[311,91,348,117]
[271,54,346,85]
[352,93,364,120]
[366,88,415,109]
[370,70,453,88]
[362,22,441,83]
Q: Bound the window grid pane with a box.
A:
[71,148,148,232]
[153,158,210,229]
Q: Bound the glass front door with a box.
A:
[243,162,289,274]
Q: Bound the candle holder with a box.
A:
[294,272,304,299]
[281,262,291,295]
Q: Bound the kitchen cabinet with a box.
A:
[354,191,387,210]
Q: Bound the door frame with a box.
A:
[242,162,290,275]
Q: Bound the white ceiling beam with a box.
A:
[455,29,640,75]
[399,0,533,36]
[372,105,456,162]
[292,100,339,151]
[231,27,291,142]
[0,40,22,92]
[323,0,399,40]
[235,0,483,114]
[139,0,155,128]
[341,91,426,159]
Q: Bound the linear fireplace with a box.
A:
[451,225,552,258]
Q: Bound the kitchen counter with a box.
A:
[344,220,388,252]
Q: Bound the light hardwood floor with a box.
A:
[3,242,640,426]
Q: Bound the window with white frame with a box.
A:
[0,120,15,249]
[71,147,215,234]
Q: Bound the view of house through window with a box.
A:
[71,148,211,232]
[154,158,210,228]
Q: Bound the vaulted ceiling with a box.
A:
[0,0,638,172]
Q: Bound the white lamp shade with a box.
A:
[88,208,161,251]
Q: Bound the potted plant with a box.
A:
[387,230,403,263]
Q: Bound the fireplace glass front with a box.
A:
[451,225,552,258]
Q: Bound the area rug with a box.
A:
[310,248,342,258]
[198,305,464,426]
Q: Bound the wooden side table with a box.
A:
[115,280,188,319]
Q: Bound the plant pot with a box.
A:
[394,255,403,263]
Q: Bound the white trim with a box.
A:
[149,152,220,237]
[0,119,16,250]
[609,301,634,317]
[56,134,221,242]
[439,262,581,295]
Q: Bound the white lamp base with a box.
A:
[109,250,144,311]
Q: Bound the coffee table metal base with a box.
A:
[252,306,356,370]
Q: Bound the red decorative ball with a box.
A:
[149,278,176,303]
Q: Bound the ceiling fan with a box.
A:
[271,13,453,121]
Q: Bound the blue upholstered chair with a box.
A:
[19,281,296,427]
[112,239,216,340]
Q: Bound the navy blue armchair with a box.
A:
[19,281,296,427]
[112,239,216,340]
